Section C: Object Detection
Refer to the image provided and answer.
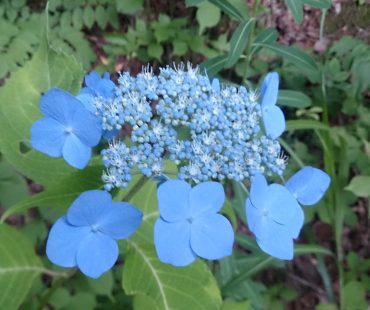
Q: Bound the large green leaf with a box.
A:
[122,179,223,310]
[0,37,84,187]
[225,19,255,68]
[0,224,42,310]
[0,164,103,222]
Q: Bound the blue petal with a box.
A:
[97,202,142,240]
[154,218,196,266]
[76,93,97,113]
[261,72,279,107]
[103,71,110,79]
[76,232,119,278]
[262,105,285,139]
[30,118,66,157]
[189,182,225,217]
[67,190,112,227]
[85,72,101,90]
[95,79,116,98]
[212,78,220,93]
[69,107,102,146]
[256,223,294,260]
[265,184,301,225]
[40,88,81,124]
[286,205,304,239]
[46,216,91,268]
[157,180,191,222]
[190,214,234,260]
[103,128,119,140]
[249,174,268,208]
[62,134,91,169]
[285,166,331,206]
[245,198,262,235]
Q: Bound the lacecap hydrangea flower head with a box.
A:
[29,64,332,277]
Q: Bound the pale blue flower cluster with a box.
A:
[96,64,287,190]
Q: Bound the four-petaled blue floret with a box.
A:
[154,180,234,266]
[245,167,331,259]
[30,87,102,169]
[46,190,142,278]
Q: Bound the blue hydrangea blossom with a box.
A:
[245,167,330,259]
[154,180,234,266]
[30,88,102,169]
[46,190,142,278]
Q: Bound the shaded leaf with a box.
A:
[278,90,312,108]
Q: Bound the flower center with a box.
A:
[262,208,269,217]
[91,224,99,233]
[186,217,194,224]
[65,126,73,134]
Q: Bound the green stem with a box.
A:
[319,9,327,41]
[320,72,344,309]
[122,176,148,202]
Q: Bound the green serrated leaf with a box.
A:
[0,35,84,187]
[0,224,43,310]
[278,90,312,108]
[208,0,245,21]
[72,7,83,29]
[196,1,221,33]
[285,0,304,23]
[345,175,370,197]
[302,0,332,9]
[173,40,188,56]
[225,19,255,68]
[83,6,95,29]
[148,44,163,60]
[115,0,144,15]
[95,5,108,29]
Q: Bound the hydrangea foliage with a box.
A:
[30,65,331,278]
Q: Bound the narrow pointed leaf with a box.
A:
[225,19,255,68]
[302,0,331,9]
[285,0,304,23]
[199,55,228,77]
[256,42,319,73]
[278,90,312,108]
[208,0,246,21]
[250,28,279,56]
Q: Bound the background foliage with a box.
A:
[0,0,369,309]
